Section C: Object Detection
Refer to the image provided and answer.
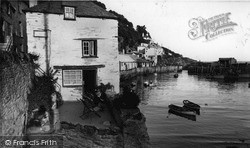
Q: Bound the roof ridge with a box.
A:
[24,1,117,19]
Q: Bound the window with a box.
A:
[82,40,97,57]
[63,70,82,86]
[64,6,75,20]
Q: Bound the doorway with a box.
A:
[82,69,97,93]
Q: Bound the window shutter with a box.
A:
[94,40,97,56]
[89,41,93,56]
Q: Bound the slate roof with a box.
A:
[24,1,117,19]
[119,54,151,63]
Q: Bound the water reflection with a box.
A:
[127,70,250,147]
[128,71,250,107]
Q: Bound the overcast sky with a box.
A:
[101,0,250,62]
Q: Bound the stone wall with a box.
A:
[120,66,180,81]
[53,122,123,148]
[111,108,150,148]
[0,63,34,138]
[121,109,150,148]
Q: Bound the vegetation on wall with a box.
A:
[95,1,197,64]
[109,10,151,52]
[94,1,151,52]
[27,68,63,120]
[157,47,197,66]
[0,50,39,67]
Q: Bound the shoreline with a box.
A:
[120,65,181,81]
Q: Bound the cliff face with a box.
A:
[157,47,197,66]
[121,109,150,148]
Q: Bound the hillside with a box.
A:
[94,1,197,66]
[157,47,197,66]
[93,1,150,52]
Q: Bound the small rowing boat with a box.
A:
[168,104,196,116]
[168,104,196,121]
[183,100,200,115]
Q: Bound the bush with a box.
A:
[27,68,62,121]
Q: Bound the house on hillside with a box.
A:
[0,0,30,52]
[137,42,164,65]
[119,54,153,71]
[24,1,119,100]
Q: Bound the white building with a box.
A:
[137,42,164,65]
[25,1,119,100]
[119,54,137,71]
[119,54,153,71]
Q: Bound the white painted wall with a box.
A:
[26,12,119,100]
[145,45,164,64]
[119,54,138,71]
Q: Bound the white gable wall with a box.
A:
[26,12,119,100]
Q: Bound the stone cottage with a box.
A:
[24,1,119,100]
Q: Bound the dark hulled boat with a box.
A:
[174,74,179,78]
[168,104,196,121]
[183,100,200,115]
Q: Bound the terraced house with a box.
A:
[24,1,119,100]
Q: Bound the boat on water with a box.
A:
[144,81,149,87]
[168,104,196,115]
[144,81,156,87]
[174,74,179,78]
[183,100,200,115]
[168,104,196,121]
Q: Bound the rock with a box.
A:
[58,122,123,148]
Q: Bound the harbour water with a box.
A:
[130,71,250,148]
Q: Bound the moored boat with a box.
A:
[168,104,196,121]
[168,104,196,116]
[183,100,201,115]
[144,81,149,87]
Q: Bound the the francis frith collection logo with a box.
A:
[188,12,237,41]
